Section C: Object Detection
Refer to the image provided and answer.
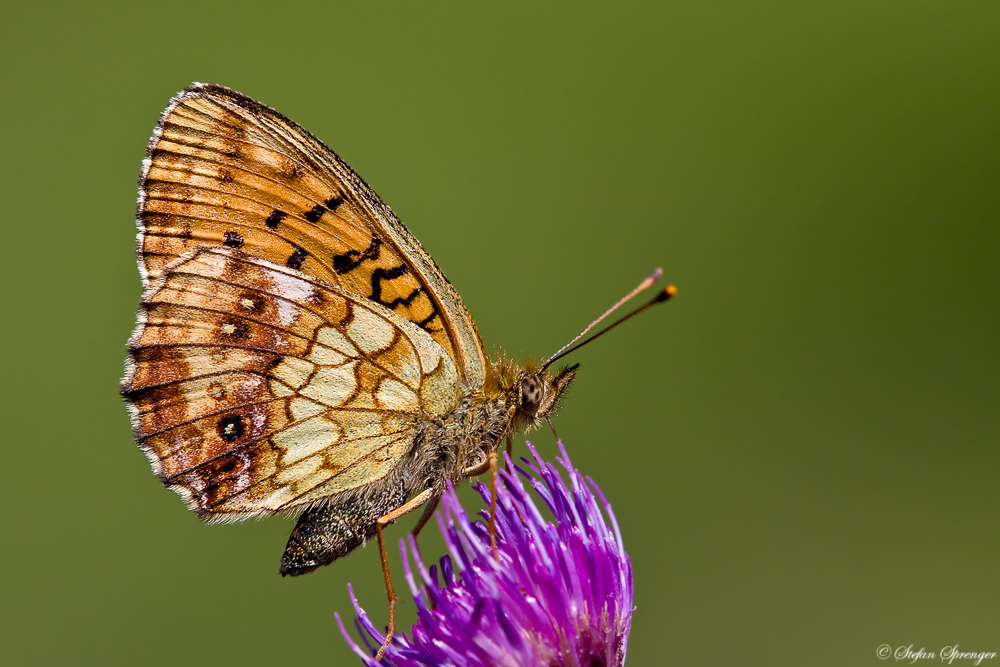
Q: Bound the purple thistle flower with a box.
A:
[337,441,634,667]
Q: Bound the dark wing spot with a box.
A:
[324,196,343,211]
[238,292,261,311]
[180,227,193,239]
[415,310,440,333]
[218,169,235,184]
[304,205,326,223]
[265,209,287,229]
[217,415,245,443]
[332,236,382,275]
[382,287,423,310]
[223,231,244,248]
[286,246,308,270]
[369,265,409,307]
[220,319,250,339]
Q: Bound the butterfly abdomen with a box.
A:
[280,478,408,577]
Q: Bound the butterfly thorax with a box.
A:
[408,356,579,491]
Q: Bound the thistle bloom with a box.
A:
[337,442,634,667]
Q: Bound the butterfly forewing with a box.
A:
[123,247,460,519]
[137,83,486,387]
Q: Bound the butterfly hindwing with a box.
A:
[137,83,486,388]
[122,247,460,519]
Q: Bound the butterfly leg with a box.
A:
[404,493,442,611]
[458,454,500,562]
[410,493,441,539]
[406,493,441,565]
[375,488,434,661]
[488,451,499,562]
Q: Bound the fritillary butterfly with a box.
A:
[121,84,672,655]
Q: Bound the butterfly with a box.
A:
[121,83,673,656]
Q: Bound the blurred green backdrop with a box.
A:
[2,2,997,665]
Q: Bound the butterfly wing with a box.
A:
[122,247,460,520]
[137,83,486,389]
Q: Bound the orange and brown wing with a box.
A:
[122,247,460,519]
[137,83,486,389]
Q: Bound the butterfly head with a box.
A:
[513,363,579,429]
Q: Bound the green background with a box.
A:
[3,2,997,665]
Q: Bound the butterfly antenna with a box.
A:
[541,268,662,370]
[541,273,676,371]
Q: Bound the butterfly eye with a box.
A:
[520,375,545,414]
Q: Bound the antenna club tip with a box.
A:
[655,284,677,302]
[649,267,664,282]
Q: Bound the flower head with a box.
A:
[338,441,634,667]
